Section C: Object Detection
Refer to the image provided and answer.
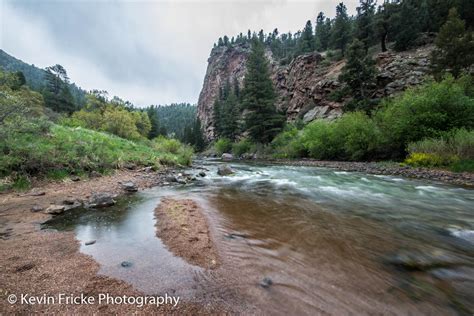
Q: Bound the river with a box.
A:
[45,160,474,314]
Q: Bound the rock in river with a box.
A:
[221,153,233,161]
[260,277,273,288]
[217,165,234,176]
[86,192,116,208]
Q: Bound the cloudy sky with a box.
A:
[1,0,358,107]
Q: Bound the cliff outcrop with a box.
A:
[197,43,433,140]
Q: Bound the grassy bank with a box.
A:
[0,122,192,190]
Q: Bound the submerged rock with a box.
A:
[217,165,234,176]
[388,249,469,270]
[121,261,132,268]
[198,171,206,177]
[87,192,116,208]
[85,240,96,246]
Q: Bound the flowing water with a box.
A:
[45,160,474,315]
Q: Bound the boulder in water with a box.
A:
[221,153,233,161]
[86,192,116,208]
[217,165,234,176]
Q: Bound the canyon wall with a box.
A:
[197,43,433,140]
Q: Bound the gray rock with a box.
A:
[62,198,76,205]
[70,176,81,182]
[122,181,138,192]
[198,171,206,177]
[89,171,102,178]
[64,201,82,211]
[260,277,273,288]
[217,165,234,176]
[121,261,132,268]
[85,240,96,246]
[221,153,233,160]
[31,205,44,212]
[87,192,116,208]
[45,204,66,215]
[165,175,178,183]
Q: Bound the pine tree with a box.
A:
[298,20,315,54]
[43,64,75,113]
[147,106,161,139]
[355,0,376,53]
[339,39,377,111]
[192,118,206,151]
[431,8,474,79]
[330,3,352,55]
[315,12,331,52]
[242,39,284,143]
[393,1,420,51]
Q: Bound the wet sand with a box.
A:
[0,169,225,314]
[154,198,220,270]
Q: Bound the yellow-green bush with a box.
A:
[214,138,232,155]
[404,152,450,167]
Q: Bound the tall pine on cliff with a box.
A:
[242,39,284,143]
[431,8,474,79]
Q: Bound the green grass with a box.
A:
[0,124,193,178]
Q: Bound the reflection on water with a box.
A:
[45,161,474,314]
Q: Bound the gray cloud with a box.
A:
[1,0,358,107]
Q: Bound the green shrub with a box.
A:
[232,139,254,157]
[271,126,306,158]
[375,76,474,158]
[214,138,232,155]
[451,160,474,172]
[46,169,70,180]
[12,175,31,191]
[300,112,379,160]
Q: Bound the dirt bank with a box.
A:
[154,198,220,270]
[0,169,224,314]
[265,159,474,187]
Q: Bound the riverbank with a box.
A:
[0,168,224,313]
[252,159,474,187]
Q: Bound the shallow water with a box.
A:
[45,161,474,314]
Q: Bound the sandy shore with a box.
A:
[0,169,224,314]
[154,198,220,270]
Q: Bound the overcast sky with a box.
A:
[1,0,358,107]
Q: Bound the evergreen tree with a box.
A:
[431,8,474,79]
[355,0,376,53]
[392,1,420,51]
[339,39,377,111]
[192,118,206,151]
[375,1,396,53]
[242,39,284,143]
[298,20,315,54]
[147,106,161,139]
[220,85,240,140]
[212,98,222,137]
[330,3,352,55]
[315,12,331,52]
[43,64,75,113]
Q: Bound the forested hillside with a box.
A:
[0,49,87,108]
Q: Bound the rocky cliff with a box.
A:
[197,43,433,140]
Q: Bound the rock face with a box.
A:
[197,44,433,141]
